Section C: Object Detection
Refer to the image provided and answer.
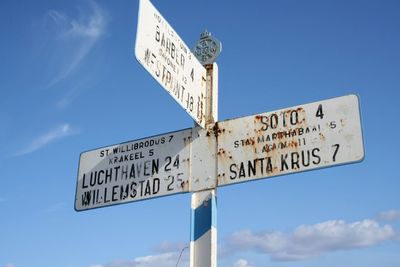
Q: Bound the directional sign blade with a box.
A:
[135,0,207,128]
[216,94,364,186]
[75,129,192,211]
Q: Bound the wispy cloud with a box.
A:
[13,123,77,156]
[44,0,108,88]
[55,80,87,109]
[231,259,254,267]
[377,209,400,222]
[224,219,396,261]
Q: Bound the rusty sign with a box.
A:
[75,95,365,210]
[216,94,364,186]
[75,127,217,211]
[75,129,193,211]
[135,0,207,128]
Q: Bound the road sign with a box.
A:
[75,129,192,211]
[216,94,364,186]
[135,0,207,128]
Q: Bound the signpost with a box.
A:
[75,0,365,266]
[135,0,207,128]
[216,94,364,186]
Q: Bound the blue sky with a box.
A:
[1,0,400,266]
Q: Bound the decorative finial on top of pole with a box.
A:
[200,29,212,39]
[193,29,222,65]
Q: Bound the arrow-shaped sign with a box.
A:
[135,0,207,128]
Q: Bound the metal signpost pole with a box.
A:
[190,31,221,267]
[190,64,218,267]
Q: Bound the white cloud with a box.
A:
[14,123,77,156]
[90,214,398,266]
[232,259,254,267]
[91,252,189,267]
[133,253,179,267]
[225,219,396,261]
[4,264,16,267]
[377,210,400,222]
[45,0,108,87]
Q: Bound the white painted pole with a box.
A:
[190,63,218,267]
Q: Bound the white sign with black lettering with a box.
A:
[75,129,192,211]
[135,0,207,128]
[216,94,364,186]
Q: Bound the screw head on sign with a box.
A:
[193,29,222,65]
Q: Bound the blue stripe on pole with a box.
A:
[191,196,217,242]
